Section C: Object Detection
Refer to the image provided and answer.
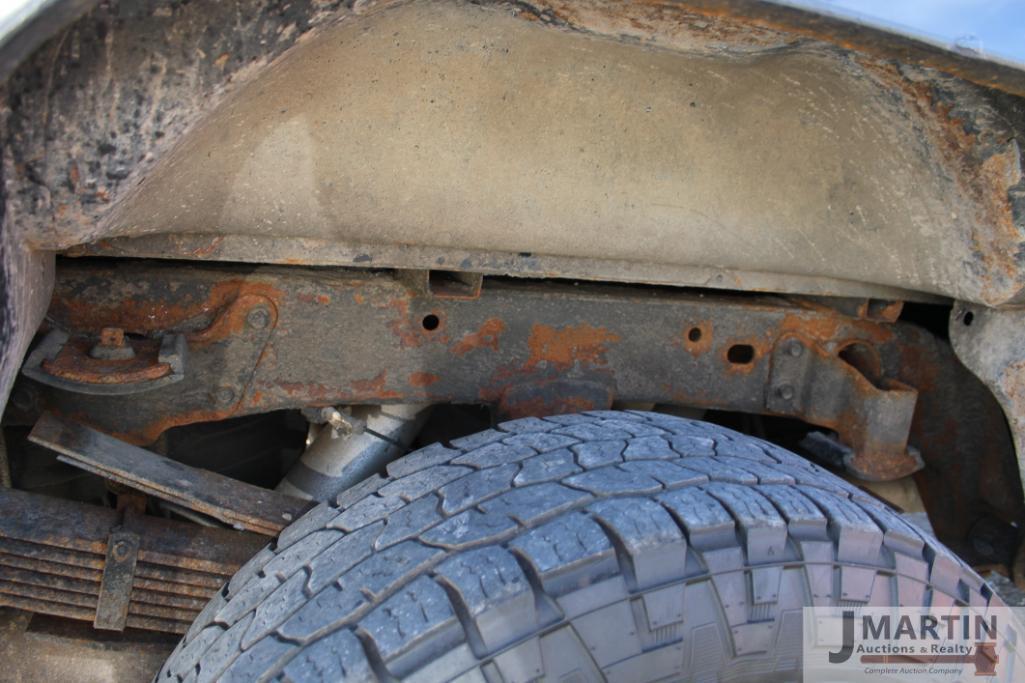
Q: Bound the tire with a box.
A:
[157,411,1001,682]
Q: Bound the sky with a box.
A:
[782,0,1025,66]
[0,1,1021,69]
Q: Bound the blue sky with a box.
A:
[783,0,1025,65]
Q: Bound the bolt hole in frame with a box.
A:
[727,343,755,364]
[421,313,441,331]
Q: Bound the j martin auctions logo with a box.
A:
[828,610,998,676]
[802,606,1025,682]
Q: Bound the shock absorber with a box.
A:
[277,403,430,502]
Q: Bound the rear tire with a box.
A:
[158,411,1001,682]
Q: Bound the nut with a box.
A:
[775,384,795,401]
[90,327,135,360]
[99,327,126,348]
[784,340,804,357]
[112,540,130,561]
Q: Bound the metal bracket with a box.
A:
[766,335,923,481]
[950,304,1025,496]
[93,528,140,631]
[22,329,187,396]
[397,269,484,300]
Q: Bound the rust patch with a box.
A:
[187,236,225,258]
[270,381,334,401]
[779,312,891,346]
[859,65,1023,298]
[525,323,620,371]
[384,298,419,347]
[350,371,401,400]
[408,372,440,388]
[857,300,904,322]
[352,371,387,394]
[382,299,449,348]
[450,318,506,356]
[297,292,331,306]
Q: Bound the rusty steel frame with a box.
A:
[6,259,1018,548]
[18,262,921,447]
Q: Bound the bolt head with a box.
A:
[776,384,795,401]
[246,307,271,330]
[785,340,804,357]
[212,386,236,405]
[112,541,130,561]
[99,327,126,348]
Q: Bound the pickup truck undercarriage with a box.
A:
[1,0,1025,680]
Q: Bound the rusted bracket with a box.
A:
[93,529,140,631]
[766,335,923,481]
[22,329,187,396]
[30,413,312,535]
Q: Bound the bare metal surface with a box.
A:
[29,413,312,535]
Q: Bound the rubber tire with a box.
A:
[157,411,1002,682]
